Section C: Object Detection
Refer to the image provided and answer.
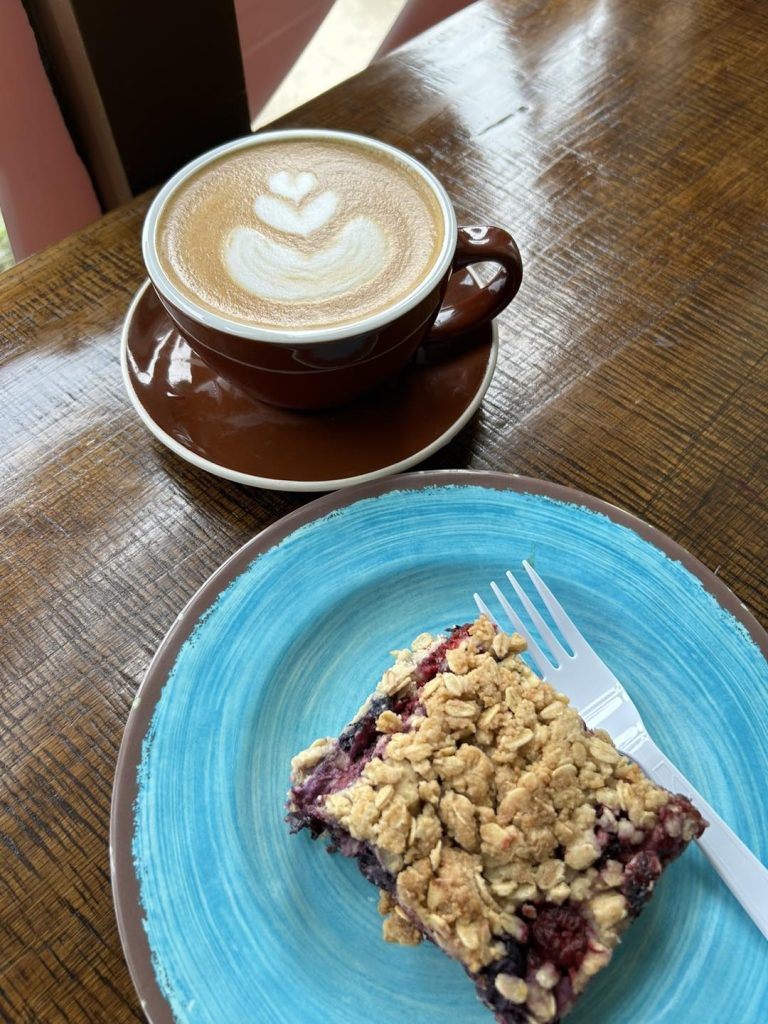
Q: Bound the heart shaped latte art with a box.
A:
[253,190,339,237]
[268,170,317,202]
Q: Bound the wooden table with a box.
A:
[2,0,766,1020]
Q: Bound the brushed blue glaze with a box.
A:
[134,485,768,1023]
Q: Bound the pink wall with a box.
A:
[233,0,335,120]
[378,0,476,56]
[0,0,100,262]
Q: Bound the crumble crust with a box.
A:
[289,617,705,1023]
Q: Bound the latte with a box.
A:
[154,136,446,331]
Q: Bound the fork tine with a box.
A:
[473,592,499,627]
[488,581,554,679]
[505,569,570,665]
[521,560,585,653]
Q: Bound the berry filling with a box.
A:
[593,795,704,915]
[529,905,589,970]
[622,851,663,915]
[476,936,530,1023]
[327,827,396,892]
[338,696,392,760]
[414,623,474,683]
[289,625,476,819]
[474,905,592,1024]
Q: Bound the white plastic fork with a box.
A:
[475,560,768,941]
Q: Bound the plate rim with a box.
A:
[110,469,768,1023]
[120,280,499,492]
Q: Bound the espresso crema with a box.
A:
[155,137,446,331]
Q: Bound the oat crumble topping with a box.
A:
[287,617,706,1024]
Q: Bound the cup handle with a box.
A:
[425,226,523,343]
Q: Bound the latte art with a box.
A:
[253,172,338,236]
[225,166,388,302]
[155,137,445,331]
[227,219,387,302]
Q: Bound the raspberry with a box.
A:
[530,904,589,969]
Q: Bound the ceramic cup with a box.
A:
[142,129,523,410]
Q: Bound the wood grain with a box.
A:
[1,0,766,1020]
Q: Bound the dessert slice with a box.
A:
[287,617,706,1023]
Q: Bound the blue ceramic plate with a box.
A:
[111,472,768,1024]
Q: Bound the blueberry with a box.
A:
[622,851,662,915]
[338,696,391,758]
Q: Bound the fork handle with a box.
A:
[635,738,768,941]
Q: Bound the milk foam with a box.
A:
[155,138,445,330]
[227,218,387,302]
[226,166,387,301]
[268,170,316,201]
[252,189,338,237]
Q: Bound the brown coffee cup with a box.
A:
[142,130,522,410]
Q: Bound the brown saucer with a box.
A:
[121,277,498,490]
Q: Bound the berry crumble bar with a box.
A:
[287,617,706,1023]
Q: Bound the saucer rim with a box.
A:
[120,279,499,492]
